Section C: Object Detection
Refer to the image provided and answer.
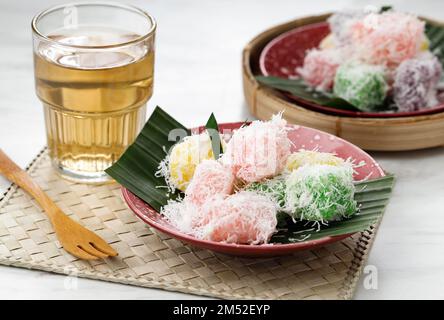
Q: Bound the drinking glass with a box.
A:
[32,2,156,183]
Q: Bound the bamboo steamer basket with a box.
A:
[242,13,444,151]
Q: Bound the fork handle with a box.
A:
[0,149,58,219]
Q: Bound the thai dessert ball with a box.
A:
[393,53,442,112]
[327,9,366,45]
[185,159,234,206]
[285,150,345,172]
[285,164,356,222]
[350,12,425,68]
[201,191,278,244]
[168,132,225,191]
[297,48,343,90]
[333,63,388,111]
[222,114,291,183]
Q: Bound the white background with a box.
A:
[1,0,444,299]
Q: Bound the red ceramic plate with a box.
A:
[259,22,444,118]
[122,122,385,256]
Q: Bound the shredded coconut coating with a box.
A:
[185,159,235,206]
[166,132,225,191]
[333,62,388,111]
[350,12,425,68]
[393,52,443,112]
[328,9,366,45]
[285,164,357,222]
[246,151,354,214]
[160,199,203,236]
[285,151,345,172]
[245,177,287,210]
[200,191,278,244]
[297,48,343,90]
[221,114,291,183]
[161,191,277,244]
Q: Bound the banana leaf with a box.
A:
[205,112,223,159]
[426,22,444,65]
[106,106,395,243]
[255,76,357,110]
[256,20,444,111]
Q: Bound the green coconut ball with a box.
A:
[245,177,286,210]
[333,63,388,111]
[285,164,357,222]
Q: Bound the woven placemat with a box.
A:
[0,149,381,299]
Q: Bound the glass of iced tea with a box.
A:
[32,2,156,183]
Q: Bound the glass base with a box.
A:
[43,102,147,185]
[53,161,114,185]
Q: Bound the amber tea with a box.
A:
[32,3,156,183]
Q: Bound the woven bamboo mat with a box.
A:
[0,149,381,299]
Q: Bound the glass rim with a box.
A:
[31,1,157,49]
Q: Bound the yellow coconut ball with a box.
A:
[420,36,430,51]
[169,132,225,191]
[285,150,345,172]
[319,33,336,49]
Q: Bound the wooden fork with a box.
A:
[0,149,118,260]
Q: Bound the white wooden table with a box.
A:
[1,0,444,299]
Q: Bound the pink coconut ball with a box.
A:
[185,159,234,206]
[350,12,425,68]
[328,10,366,45]
[221,114,291,183]
[201,191,278,244]
[161,200,202,236]
[297,48,343,90]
